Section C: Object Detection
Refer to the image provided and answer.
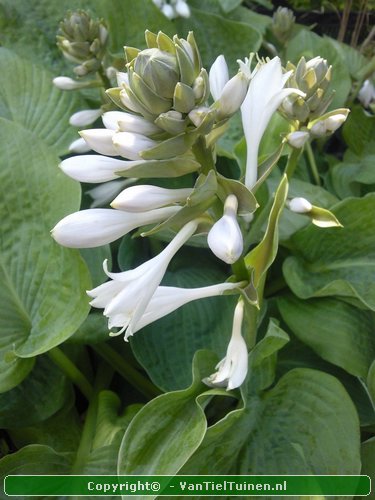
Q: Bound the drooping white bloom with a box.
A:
[310,113,348,137]
[174,0,191,18]
[358,79,375,108]
[287,197,312,214]
[204,300,248,390]
[88,220,199,337]
[87,179,137,208]
[80,129,118,156]
[68,137,91,154]
[102,111,161,136]
[69,109,102,127]
[209,55,249,119]
[287,131,309,149]
[111,185,193,212]
[51,206,180,248]
[241,57,305,188]
[60,155,148,183]
[53,76,88,90]
[128,281,244,336]
[112,132,157,160]
[207,195,243,264]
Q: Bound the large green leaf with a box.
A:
[182,368,360,475]
[0,119,90,390]
[329,154,375,199]
[130,254,236,391]
[0,48,85,155]
[361,437,375,495]
[278,296,375,378]
[343,105,375,157]
[283,195,375,311]
[0,356,72,428]
[118,352,216,494]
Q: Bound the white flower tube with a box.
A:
[102,111,161,136]
[88,220,199,337]
[51,205,180,248]
[128,281,244,336]
[241,57,305,188]
[207,195,243,264]
[204,300,248,390]
[209,55,229,101]
[111,185,193,212]
[80,129,118,156]
[69,109,102,127]
[112,132,157,160]
[60,155,149,183]
[68,138,91,154]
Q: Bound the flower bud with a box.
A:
[215,71,249,119]
[80,129,118,156]
[68,137,91,154]
[272,7,295,44]
[287,131,309,149]
[287,197,312,213]
[209,55,229,101]
[175,0,191,18]
[358,79,375,108]
[112,132,157,160]
[207,195,243,264]
[102,111,161,136]
[161,3,176,19]
[69,108,102,127]
[111,185,193,211]
[53,76,88,90]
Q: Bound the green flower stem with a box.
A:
[48,347,94,401]
[92,343,162,400]
[306,142,321,186]
[192,137,215,174]
[71,362,114,478]
[284,147,302,179]
[232,257,250,282]
[97,66,111,90]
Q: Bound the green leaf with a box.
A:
[361,437,375,489]
[182,368,360,475]
[329,154,375,199]
[368,360,375,404]
[68,313,110,345]
[278,296,375,378]
[0,355,72,428]
[283,195,375,311]
[343,105,375,157]
[118,352,215,483]
[218,0,243,13]
[0,119,90,385]
[245,175,288,288]
[131,257,237,391]
[80,245,112,288]
[0,47,85,155]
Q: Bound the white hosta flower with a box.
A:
[102,111,161,136]
[69,109,102,127]
[207,195,243,264]
[128,281,244,337]
[287,131,309,149]
[204,300,248,390]
[111,185,193,212]
[53,76,88,90]
[241,56,305,188]
[174,0,191,18]
[287,197,312,213]
[358,79,375,108]
[51,205,180,248]
[80,129,118,156]
[161,3,175,18]
[68,137,91,154]
[310,113,348,137]
[112,132,157,160]
[88,220,199,337]
[209,55,249,119]
[87,179,137,208]
[116,71,129,86]
[60,155,149,183]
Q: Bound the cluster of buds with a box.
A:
[271,7,295,45]
[57,10,108,77]
[279,56,349,147]
[152,0,191,19]
[82,30,249,167]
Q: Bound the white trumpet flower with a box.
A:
[241,57,305,188]
[204,300,248,390]
[111,185,193,212]
[88,220,199,337]
[69,109,102,127]
[60,155,148,183]
[128,281,244,337]
[207,195,243,264]
[51,205,180,248]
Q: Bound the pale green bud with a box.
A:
[272,7,295,44]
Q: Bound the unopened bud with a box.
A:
[111,185,193,212]
[287,131,309,149]
[53,76,87,90]
[358,79,375,108]
[189,106,210,127]
[287,197,312,214]
[175,0,191,18]
[68,137,91,154]
[69,108,102,127]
